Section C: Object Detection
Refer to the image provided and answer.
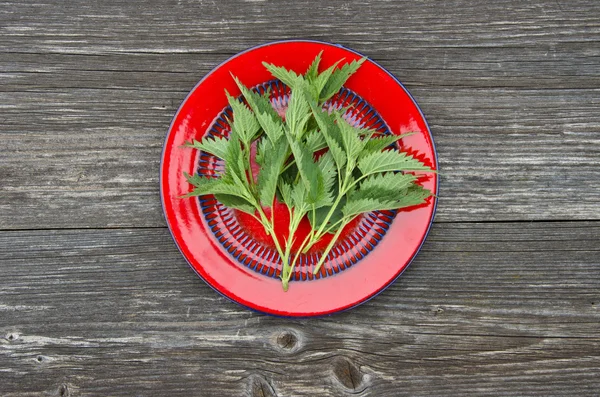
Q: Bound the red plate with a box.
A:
[160,40,438,316]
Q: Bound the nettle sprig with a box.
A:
[183,52,435,291]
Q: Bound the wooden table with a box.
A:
[2,1,599,395]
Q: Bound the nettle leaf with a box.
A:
[232,76,278,119]
[256,111,284,145]
[327,138,347,173]
[309,105,347,170]
[226,91,260,144]
[314,151,336,208]
[313,59,343,98]
[214,194,256,214]
[288,141,324,204]
[278,180,294,208]
[285,89,311,138]
[335,114,363,169]
[184,136,229,160]
[258,137,289,206]
[396,184,433,208]
[304,51,323,82]
[358,149,432,176]
[344,183,432,217]
[183,173,250,199]
[305,129,327,153]
[223,131,249,189]
[356,125,379,138]
[255,137,269,167]
[349,186,404,203]
[320,57,366,102]
[350,172,417,203]
[310,104,344,147]
[263,62,303,90]
[311,198,346,232]
[342,197,400,219]
[359,172,417,194]
[318,151,337,192]
[291,181,310,214]
[183,171,209,187]
[361,132,415,156]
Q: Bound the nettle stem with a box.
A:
[312,224,346,274]
[290,168,367,275]
[280,208,307,291]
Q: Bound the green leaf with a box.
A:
[320,57,366,102]
[360,133,415,156]
[258,137,289,206]
[358,149,433,176]
[349,171,417,203]
[232,75,278,119]
[184,136,229,160]
[309,104,347,171]
[309,102,344,147]
[327,137,347,173]
[311,152,336,209]
[341,197,400,218]
[305,129,327,153]
[214,194,256,214]
[285,89,311,138]
[312,59,343,99]
[278,180,294,208]
[255,137,268,167]
[343,183,432,218]
[359,172,417,195]
[232,75,283,145]
[394,184,433,208]
[291,181,310,214]
[183,173,250,199]
[304,51,323,82]
[291,142,322,202]
[335,114,363,169]
[255,111,284,144]
[222,131,249,189]
[287,140,324,205]
[318,151,337,194]
[263,62,303,89]
[349,185,406,203]
[310,199,345,232]
[226,91,260,144]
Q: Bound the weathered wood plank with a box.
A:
[1,222,598,396]
[1,0,600,394]
[1,0,600,229]
[1,0,599,55]
[1,86,599,229]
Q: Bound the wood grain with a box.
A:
[1,0,599,395]
[1,0,599,229]
[1,222,599,396]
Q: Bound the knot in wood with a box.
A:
[332,357,363,391]
[276,331,298,350]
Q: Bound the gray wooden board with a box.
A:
[0,222,599,396]
[1,0,600,229]
[1,0,600,395]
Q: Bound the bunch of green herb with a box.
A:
[184,52,435,291]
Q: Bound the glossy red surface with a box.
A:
[160,40,438,316]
